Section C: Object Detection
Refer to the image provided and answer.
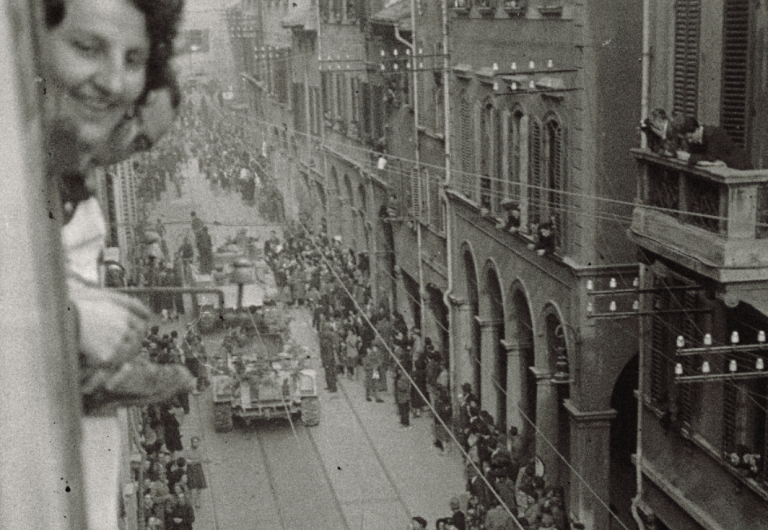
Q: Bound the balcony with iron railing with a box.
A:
[630,149,768,283]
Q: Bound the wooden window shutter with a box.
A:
[650,317,668,404]
[529,119,542,225]
[676,289,699,430]
[361,82,371,139]
[509,112,522,200]
[494,109,504,214]
[550,121,565,249]
[723,381,738,453]
[461,96,475,200]
[673,0,700,118]
[480,105,492,209]
[721,0,750,148]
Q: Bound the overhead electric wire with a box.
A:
[225,110,747,229]
[299,220,634,530]
[295,220,525,529]
[199,101,631,524]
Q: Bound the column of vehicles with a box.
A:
[193,237,319,430]
[191,234,279,333]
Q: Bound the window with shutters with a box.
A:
[274,51,289,104]
[350,77,361,134]
[460,93,475,201]
[292,82,306,133]
[508,109,526,204]
[649,304,669,406]
[480,104,492,211]
[321,72,332,125]
[336,74,347,125]
[434,43,445,134]
[673,0,700,118]
[312,87,322,136]
[720,0,749,148]
[544,118,565,250]
[411,164,420,219]
[648,276,705,434]
[371,84,384,145]
[429,171,444,232]
[528,118,542,226]
[676,289,702,431]
[361,81,371,143]
[493,108,503,215]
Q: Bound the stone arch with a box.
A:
[610,354,638,530]
[458,242,481,403]
[506,280,537,439]
[535,302,572,492]
[479,259,507,429]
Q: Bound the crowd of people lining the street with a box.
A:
[130,324,211,530]
[254,222,578,530]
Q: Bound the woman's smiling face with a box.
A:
[43,0,150,152]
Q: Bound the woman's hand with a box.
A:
[676,150,691,162]
[70,281,150,366]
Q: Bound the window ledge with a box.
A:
[638,391,768,501]
[538,5,563,16]
[689,432,768,502]
[475,6,495,17]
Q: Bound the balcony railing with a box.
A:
[631,149,768,281]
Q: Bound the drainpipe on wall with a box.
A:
[394,10,427,336]
[439,0,457,398]
[632,0,651,528]
[631,260,649,530]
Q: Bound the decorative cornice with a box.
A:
[474,316,503,328]
[562,399,617,423]
[529,366,553,381]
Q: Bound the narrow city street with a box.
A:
[148,149,466,529]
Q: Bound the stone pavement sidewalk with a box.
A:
[309,354,468,527]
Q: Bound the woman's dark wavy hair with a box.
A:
[43,0,184,100]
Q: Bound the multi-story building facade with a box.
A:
[630,1,768,528]
[445,1,644,528]
[216,0,768,528]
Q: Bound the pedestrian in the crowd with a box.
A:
[162,404,184,457]
[426,348,441,410]
[467,463,493,511]
[166,491,195,530]
[411,345,429,417]
[184,436,209,509]
[408,516,428,529]
[434,385,453,454]
[465,494,487,530]
[395,367,412,428]
[436,497,467,530]
[363,343,385,402]
[167,456,186,494]
[319,321,338,393]
[345,327,361,380]
[484,496,517,530]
